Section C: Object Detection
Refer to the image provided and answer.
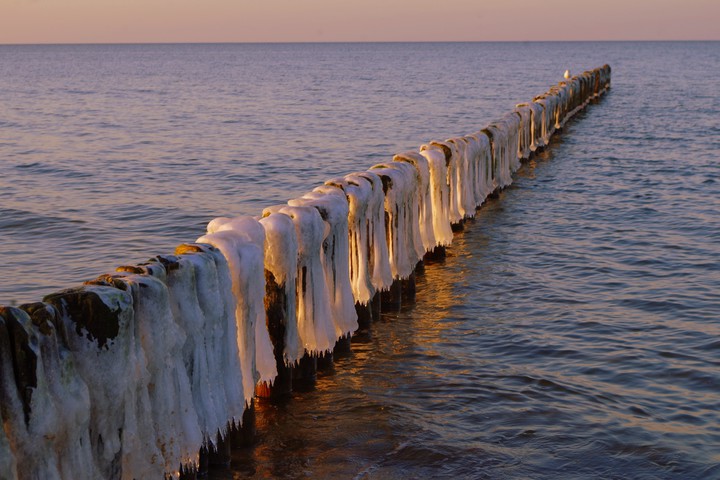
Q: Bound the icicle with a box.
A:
[465,131,494,206]
[501,113,522,172]
[369,161,423,280]
[0,305,98,480]
[289,187,358,339]
[324,175,376,305]
[418,145,454,246]
[482,122,511,191]
[111,268,202,478]
[43,284,163,480]
[525,101,545,151]
[514,103,533,159]
[258,213,303,365]
[0,395,17,480]
[349,172,394,292]
[156,253,224,445]
[204,216,277,386]
[174,243,245,430]
[393,151,437,252]
[423,141,463,224]
[261,205,337,355]
[197,225,275,401]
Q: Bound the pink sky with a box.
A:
[1,0,718,44]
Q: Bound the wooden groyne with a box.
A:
[0,66,610,480]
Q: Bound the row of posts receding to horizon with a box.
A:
[0,65,610,480]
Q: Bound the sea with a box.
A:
[1,42,718,479]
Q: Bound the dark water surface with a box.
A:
[1,42,719,478]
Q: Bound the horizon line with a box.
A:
[1,39,719,47]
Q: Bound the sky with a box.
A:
[0,0,718,44]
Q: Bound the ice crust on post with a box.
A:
[259,213,304,365]
[350,172,394,293]
[0,305,100,480]
[112,269,203,477]
[174,242,246,430]
[289,186,358,339]
[325,172,393,304]
[369,162,423,280]
[157,252,228,443]
[418,145,454,245]
[465,132,494,207]
[206,216,278,386]
[393,151,437,253]
[198,216,277,398]
[42,285,164,479]
[262,205,337,356]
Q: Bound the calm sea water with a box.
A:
[1,42,719,478]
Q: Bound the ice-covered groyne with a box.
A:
[0,66,610,480]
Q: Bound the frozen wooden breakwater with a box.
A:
[0,65,611,480]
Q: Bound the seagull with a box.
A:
[564,70,571,79]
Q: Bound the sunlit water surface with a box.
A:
[1,42,719,478]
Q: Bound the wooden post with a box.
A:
[381,280,402,312]
[401,271,416,304]
[230,400,256,448]
[317,351,334,371]
[355,302,373,329]
[371,292,381,321]
[207,429,231,468]
[333,335,352,357]
[424,245,446,263]
[292,353,317,390]
[255,270,292,399]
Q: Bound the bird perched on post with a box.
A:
[564,70,571,79]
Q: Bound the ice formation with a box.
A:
[392,151,436,252]
[204,216,277,386]
[197,219,276,398]
[418,145,454,245]
[325,172,393,304]
[111,268,202,476]
[369,161,423,279]
[350,172,394,292]
[514,104,533,160]
[0,305,99,480]
[43,284,163,479]
[324,175,376,305]
[0,65,611,480]
[258,213,304,365]
[289,187,358,339]
[262,205,338,355]
[174,243,246,428]
[153,252,229,443]
[475,131,496,206]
